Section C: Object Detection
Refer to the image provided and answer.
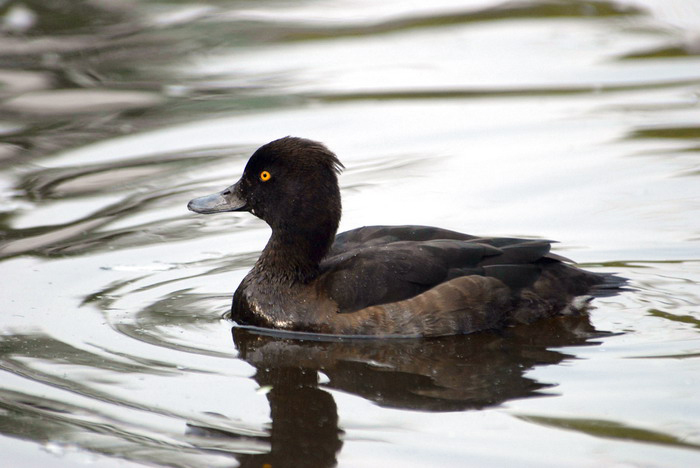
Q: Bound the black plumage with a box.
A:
[188,137,622,337]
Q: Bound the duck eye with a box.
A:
[259,170,271,182]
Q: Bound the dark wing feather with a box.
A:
[329,225,478,254]
[320,226,556,314]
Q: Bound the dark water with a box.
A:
[1,1,699,467]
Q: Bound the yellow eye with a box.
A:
[259,170,271,182]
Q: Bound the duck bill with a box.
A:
[187,181,247,214]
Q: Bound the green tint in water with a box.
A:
[1,0,699,467]
[519,415,700,450]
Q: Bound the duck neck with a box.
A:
[256,220,337,284]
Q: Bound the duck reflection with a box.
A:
[192,316,608,468]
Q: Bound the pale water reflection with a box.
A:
[1,1,699,467]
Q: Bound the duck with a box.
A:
[188,136,621,337]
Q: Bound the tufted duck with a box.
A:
[188,137,621,337]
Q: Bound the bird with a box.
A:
[188,136,622,337]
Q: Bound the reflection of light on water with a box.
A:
[0,190,33,213]
[2,4,37,33]
[0,69,51,94]
[2,89,165,115]
[0,0,699,467]
[104,262,177,272]
[43,441,68,457]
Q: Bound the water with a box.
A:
[1,0,699,466]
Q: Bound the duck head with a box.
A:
[188,137,344,264]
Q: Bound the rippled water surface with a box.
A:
[1,1,699,466]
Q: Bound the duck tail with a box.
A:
[590,272,629,297]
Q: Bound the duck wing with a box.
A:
[329,225,478,253]
[320,226,555,314]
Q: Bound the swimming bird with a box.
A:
[188,137,620,337]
